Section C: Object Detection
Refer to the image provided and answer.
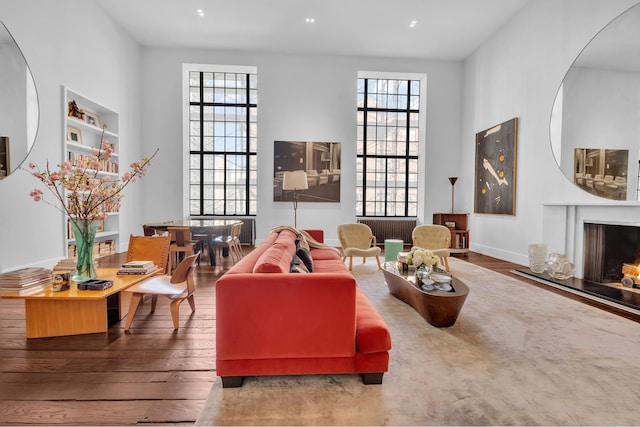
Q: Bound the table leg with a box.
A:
[208,233,216,266]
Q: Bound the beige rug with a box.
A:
[196,257,640,426]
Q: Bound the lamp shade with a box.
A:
[282,170,309,190]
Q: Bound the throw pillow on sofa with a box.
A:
[296,247,314,272]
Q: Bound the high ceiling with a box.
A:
[97,0,530,60]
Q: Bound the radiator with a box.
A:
[233,217,256,245]
[357,218,417,246]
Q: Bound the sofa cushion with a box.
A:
[310,247,341,261]
[355,289,392,354]
[296,247,314,272]
[313,259,349,273]
[253,241,296,273]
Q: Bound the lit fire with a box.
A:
[621,263,640,287]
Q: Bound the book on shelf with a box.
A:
[117,265,158,275]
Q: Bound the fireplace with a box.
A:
[583,222,640,284]
[514,219,640,314]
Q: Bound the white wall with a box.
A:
[461,0,640,266]
[0,0,143,272]
[3,0,640,272]
[140,49,463,245]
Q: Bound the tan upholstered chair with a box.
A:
[412,224,452,271]
[337,223,382,271]
[124,253,200,331]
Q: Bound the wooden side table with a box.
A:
[382,263,469,327]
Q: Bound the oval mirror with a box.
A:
[0,21,39,180]
[550,3,640,201]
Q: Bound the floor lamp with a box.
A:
[448,177,458,214]
[282,170,308,228]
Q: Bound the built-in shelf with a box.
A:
[63,87,120,256]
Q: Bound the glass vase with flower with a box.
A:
[25,130,157,282]
[406,247,440,289]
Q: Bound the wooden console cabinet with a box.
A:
[433,213,469,255]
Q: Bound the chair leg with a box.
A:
[443,256,450,272]
[150,295,159,312]
[187,294,196,312]
[348,256,353,271]
[375,255,382,269]
[124,293,144,331]
[170,300,182,330]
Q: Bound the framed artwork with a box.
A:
[474,117,518,215]
[273,140,341,203]
[574,148,628,200]
[0,136,9,178]
[83,110,101,128]
[66,126,83,144]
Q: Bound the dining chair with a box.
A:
[211,223,243,263]
[411,224,451,272]
[167,226,202,271]
[124,252,200,331]
[337,223,382,271]
[126,234,171,275]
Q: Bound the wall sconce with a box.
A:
[282,170,309,228]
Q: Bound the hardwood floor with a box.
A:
[1,249,637,426]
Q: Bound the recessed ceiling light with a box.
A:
[197,9,205,17]
[409,20,417,28]
[305,18,316,23]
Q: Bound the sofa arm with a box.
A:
[216,272,357,361]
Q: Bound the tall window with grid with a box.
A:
[356,76,422,217]
[187,68,257,216]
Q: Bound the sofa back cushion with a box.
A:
[226,231,279,274]
[253,231,297,273]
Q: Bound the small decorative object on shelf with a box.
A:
[24,131,158,281]
[68,99,84,120]
[545,252,574,280]
[528,243,547,273]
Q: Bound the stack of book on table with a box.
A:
[0,267,52,294]
[117,260,158,275]
[53,258,77,272]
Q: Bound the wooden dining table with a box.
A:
[142,219,242,266]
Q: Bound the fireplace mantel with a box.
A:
[542,203,640,279]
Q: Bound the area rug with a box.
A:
[196,257,640,426]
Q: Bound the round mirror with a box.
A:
[550,3,640,201]
[0,21,39,180]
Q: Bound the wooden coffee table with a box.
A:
[382,263,469,327]
[1,268,156,338]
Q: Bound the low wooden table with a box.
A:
[382,263,469,327]
[1,268,155,338]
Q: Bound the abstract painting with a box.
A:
[474,117,518,215]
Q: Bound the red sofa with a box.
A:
[215,228,392,387]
